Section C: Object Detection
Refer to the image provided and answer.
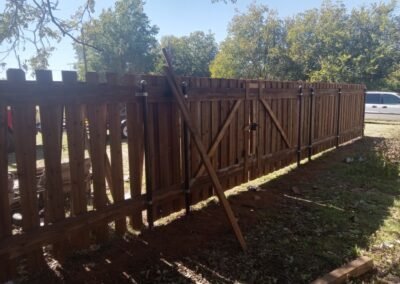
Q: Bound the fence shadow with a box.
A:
[25,135,400,283]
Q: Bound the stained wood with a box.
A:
[85,72,109,242]
[257,82,265,176]
[156,101,173,217]
[125,101,144,229]
[7,69,44,272]
[170,99,183,211]
[105,73,126,235]
[0,93,15,282]
[0,68,367,269]
[243,82,250,183]
[311,256,373,284]
[0,196,146,259]
[36,70,66,260]
[308,88,315,160]
[63,71,90,249]
[162,55,247,251]
[260,98,291,148]
[193,100,242,180]
[85,73,114,200]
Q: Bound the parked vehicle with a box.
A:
[365,91,400,121]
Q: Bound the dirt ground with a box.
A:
[24,121,400,283]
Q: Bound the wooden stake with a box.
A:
[162,48,246,251]
[311,256,373,284]
[336,88,342,148]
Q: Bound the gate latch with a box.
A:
[250,122,258,131]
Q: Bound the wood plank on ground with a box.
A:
[311,256,373,284]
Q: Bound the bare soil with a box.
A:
[24,122,400,283]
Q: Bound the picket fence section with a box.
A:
[0,69,365,281]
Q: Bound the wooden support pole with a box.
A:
[0,79,15,282]
[297,85,303,167]
[181,81,191,215]
[336,88,342,148]
[308,87,315,161]
[138,80,154,229]
[162,48,246,251]
[362,87,367,137]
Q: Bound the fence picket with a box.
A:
[0,71,366,280]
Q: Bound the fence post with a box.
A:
[362,87,367,137]
[181,81,191,215]
[139,80,154,229]
[0,77,15,282]
[336,87,342,148]
[308,86,315,161]
[297,84,303,167]
[7,69,45,271]
[243,80,250,181]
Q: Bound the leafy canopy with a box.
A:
[210,0,400,89]
[159,31,218,77]
[74,0,159,75]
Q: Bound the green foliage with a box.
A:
[211,0,400,89]
[74,0,159,75]
[0,0,94,71]
[210,4,298,80]
[158,31,218,77]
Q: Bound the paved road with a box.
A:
[365,113,400,121]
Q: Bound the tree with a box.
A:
[0,0,235,72]
[74,0,159,75]
[286,0,400,88]
[159,31,218,77]
[210,4,298,80]
[0,0,97,71]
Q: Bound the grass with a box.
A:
[11,121,400,283]
[132,121,400,283]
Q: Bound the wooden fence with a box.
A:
[0,69,365,281]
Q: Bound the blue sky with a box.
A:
[0,0,394,79]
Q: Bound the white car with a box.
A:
[365,91,400,121]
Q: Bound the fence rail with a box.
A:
[0,69,365,281]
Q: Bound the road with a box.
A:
[365,113,400,121]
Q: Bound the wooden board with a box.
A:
[0,91,15,282]
[311,256,373,284]
[123,76,145,230]
[63,71,90,249]
[7,69,44,272]
[86,72,109,243]
[36,70,66,260]
[105,73,126,235]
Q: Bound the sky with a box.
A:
[0,0,394,80]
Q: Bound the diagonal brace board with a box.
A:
[162,49,246,251]
[260,98,291,148]
[193,99,243,181]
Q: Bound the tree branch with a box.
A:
[45,0,102,52]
